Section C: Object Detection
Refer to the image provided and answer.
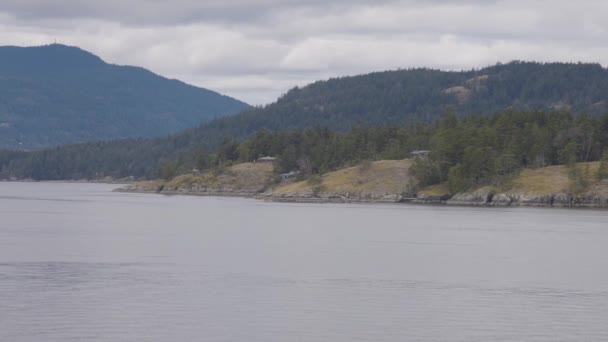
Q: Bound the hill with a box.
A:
[2,62,608,180]
[0,44,249,149]
[174,61,608,147]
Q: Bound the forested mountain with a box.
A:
[0,44,249,149]
[1,61,608,180]
[130,61,608,154]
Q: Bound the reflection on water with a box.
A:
[1,182,608,341]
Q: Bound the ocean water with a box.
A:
[1,182,607,341]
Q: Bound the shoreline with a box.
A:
[114,187,608,210]
[1,179,134,185]
[40,159,608,209]
[4,178,607,210]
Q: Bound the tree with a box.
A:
[159,160,177,180]
[217,136,239,165]
[568,163,592,196]
[410,157,441,187]
[236,141,253,162]
[194,148,211,170]
[559,140,577,166]
[447,163,465,194]
[307,174,324,196]
[495,149,520,178]
[297,156,313,178]
[279,145,297,173]
[599,152,608,180]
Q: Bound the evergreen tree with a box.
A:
[599,152,608,180]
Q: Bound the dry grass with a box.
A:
[273,160,413,195]
[418,183,450,197]
[133,162,275,193]
[272,178,310,193]
[227,162,274,188]
[415,161,603,197]
[510,162,600,194]
[132,160,605,199]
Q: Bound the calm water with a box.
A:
[1,182,608,341]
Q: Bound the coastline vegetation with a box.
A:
[6,109,608,198]
[176,109,608,194]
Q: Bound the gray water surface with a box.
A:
[1,182,607,341]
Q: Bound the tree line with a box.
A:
[3,109,608,193]
[212,109,608,193]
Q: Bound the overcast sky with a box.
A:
[1,0,607,104]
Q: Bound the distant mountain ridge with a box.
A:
[0,44,249,149]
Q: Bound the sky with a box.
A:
[1,0,607,105]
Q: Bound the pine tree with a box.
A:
[598,152,608,180]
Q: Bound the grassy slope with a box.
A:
[126,162,274,194]
[272,160,412,197]
[417,183,450,197]
[124,160,607,205]
[510,162,600,194]
[420,161,605,199]
[165,162,274,193]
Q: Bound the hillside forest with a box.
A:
[2,109,608,194]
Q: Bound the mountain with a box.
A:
[2,61,608,180]
[180,61,608,145]
[0,44,249,149]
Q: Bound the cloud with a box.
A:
[0,0,397,26]
[1,0,607,104]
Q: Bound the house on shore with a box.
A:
[409,150,431,158]
[256,156,277,163]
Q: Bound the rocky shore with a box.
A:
[115,162,275,198]
[118,183,608,208]
[413,185,608,208]
[116,160,608,209]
